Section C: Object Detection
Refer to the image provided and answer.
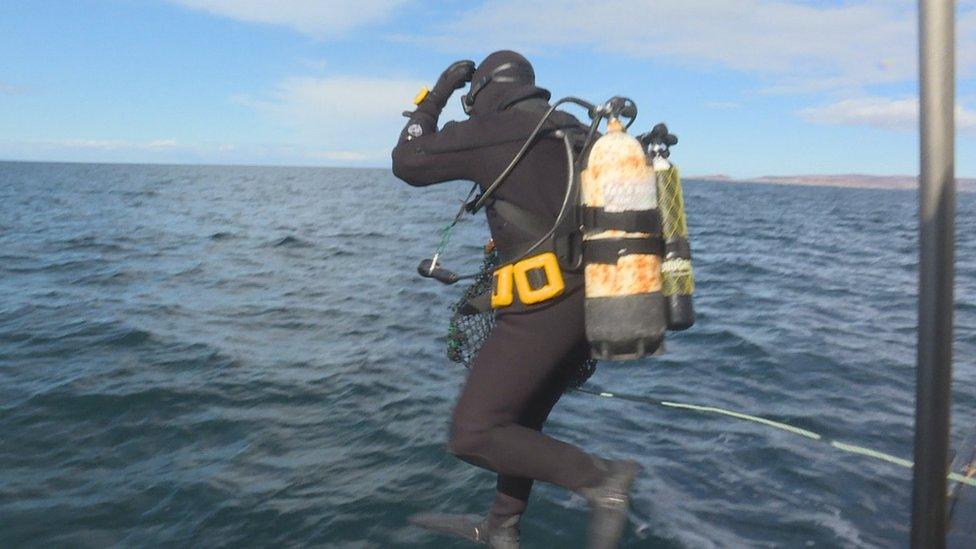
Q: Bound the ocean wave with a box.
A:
[2,163,973,547]
[271,235,313,248]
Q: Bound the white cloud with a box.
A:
[1,72,438,166]
[305,150,371,162]
[56,138,181,150]
[705,101,741,110]
[0,138,382,166]
[235,75,429,160]
[237,76,424,127]
[0,82,27,95]
[800,97,976,131]
[168,0,408,38]
[411,0,975,93]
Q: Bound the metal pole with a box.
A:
[912,0,956,547]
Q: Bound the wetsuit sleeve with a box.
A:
[391,104,480,187]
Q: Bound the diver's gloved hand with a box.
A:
[421,60,476,113]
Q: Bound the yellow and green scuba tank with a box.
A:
[647,123,695,331]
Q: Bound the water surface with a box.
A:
[1,161,974,547]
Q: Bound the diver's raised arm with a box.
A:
[392,60,478,186]
[397,60,474,145]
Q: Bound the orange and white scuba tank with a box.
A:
[580,117,667,360]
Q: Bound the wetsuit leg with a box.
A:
[487,337,589,529]
[449,288,605,492]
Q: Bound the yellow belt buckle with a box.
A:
[491,264,515,308]
[513,252,565,305]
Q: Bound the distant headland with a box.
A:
[690,174,976,192]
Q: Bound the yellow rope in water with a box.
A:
[660,400,822,440]
[830,441,914,469]
[578,388,976,488]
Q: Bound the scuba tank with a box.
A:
[645,124,695,331]
[580,117,666,360]
[419,96,693,365]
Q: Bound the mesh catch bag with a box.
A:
[446,248,499,367]
[447,246,597,388]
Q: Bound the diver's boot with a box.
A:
[577,459,641,549]
[409,512,520,548]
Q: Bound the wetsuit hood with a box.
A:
[467,50,551,116]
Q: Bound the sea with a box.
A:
[1,161,975,548]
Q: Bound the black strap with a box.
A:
[496,233,584,271]
[459,292,492,315]
[491,198,568,266]
[491,199,553,237]
[581,206,661,234]
[496,238,549,266]
[665,237,692,260]
[583,237,663,264]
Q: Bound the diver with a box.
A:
[392,51,640,548]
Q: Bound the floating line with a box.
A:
[573,387,976,489]
[830,441,914,469]
[659,400,822,440]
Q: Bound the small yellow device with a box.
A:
[412,86,430,106]
[491,252,565,308]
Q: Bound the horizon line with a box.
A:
[2,158,973,181]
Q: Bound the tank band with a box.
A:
[583,237,663,264]
[581,207,661,234]
[664,237,691,260]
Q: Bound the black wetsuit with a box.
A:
[392,54,606,527]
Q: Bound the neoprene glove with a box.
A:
[423,60,476,112]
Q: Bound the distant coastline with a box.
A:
[2,159,974,193]
[690,173,976,192]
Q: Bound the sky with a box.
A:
[1,0,975,178]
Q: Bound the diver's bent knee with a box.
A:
[447,422,489,460]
